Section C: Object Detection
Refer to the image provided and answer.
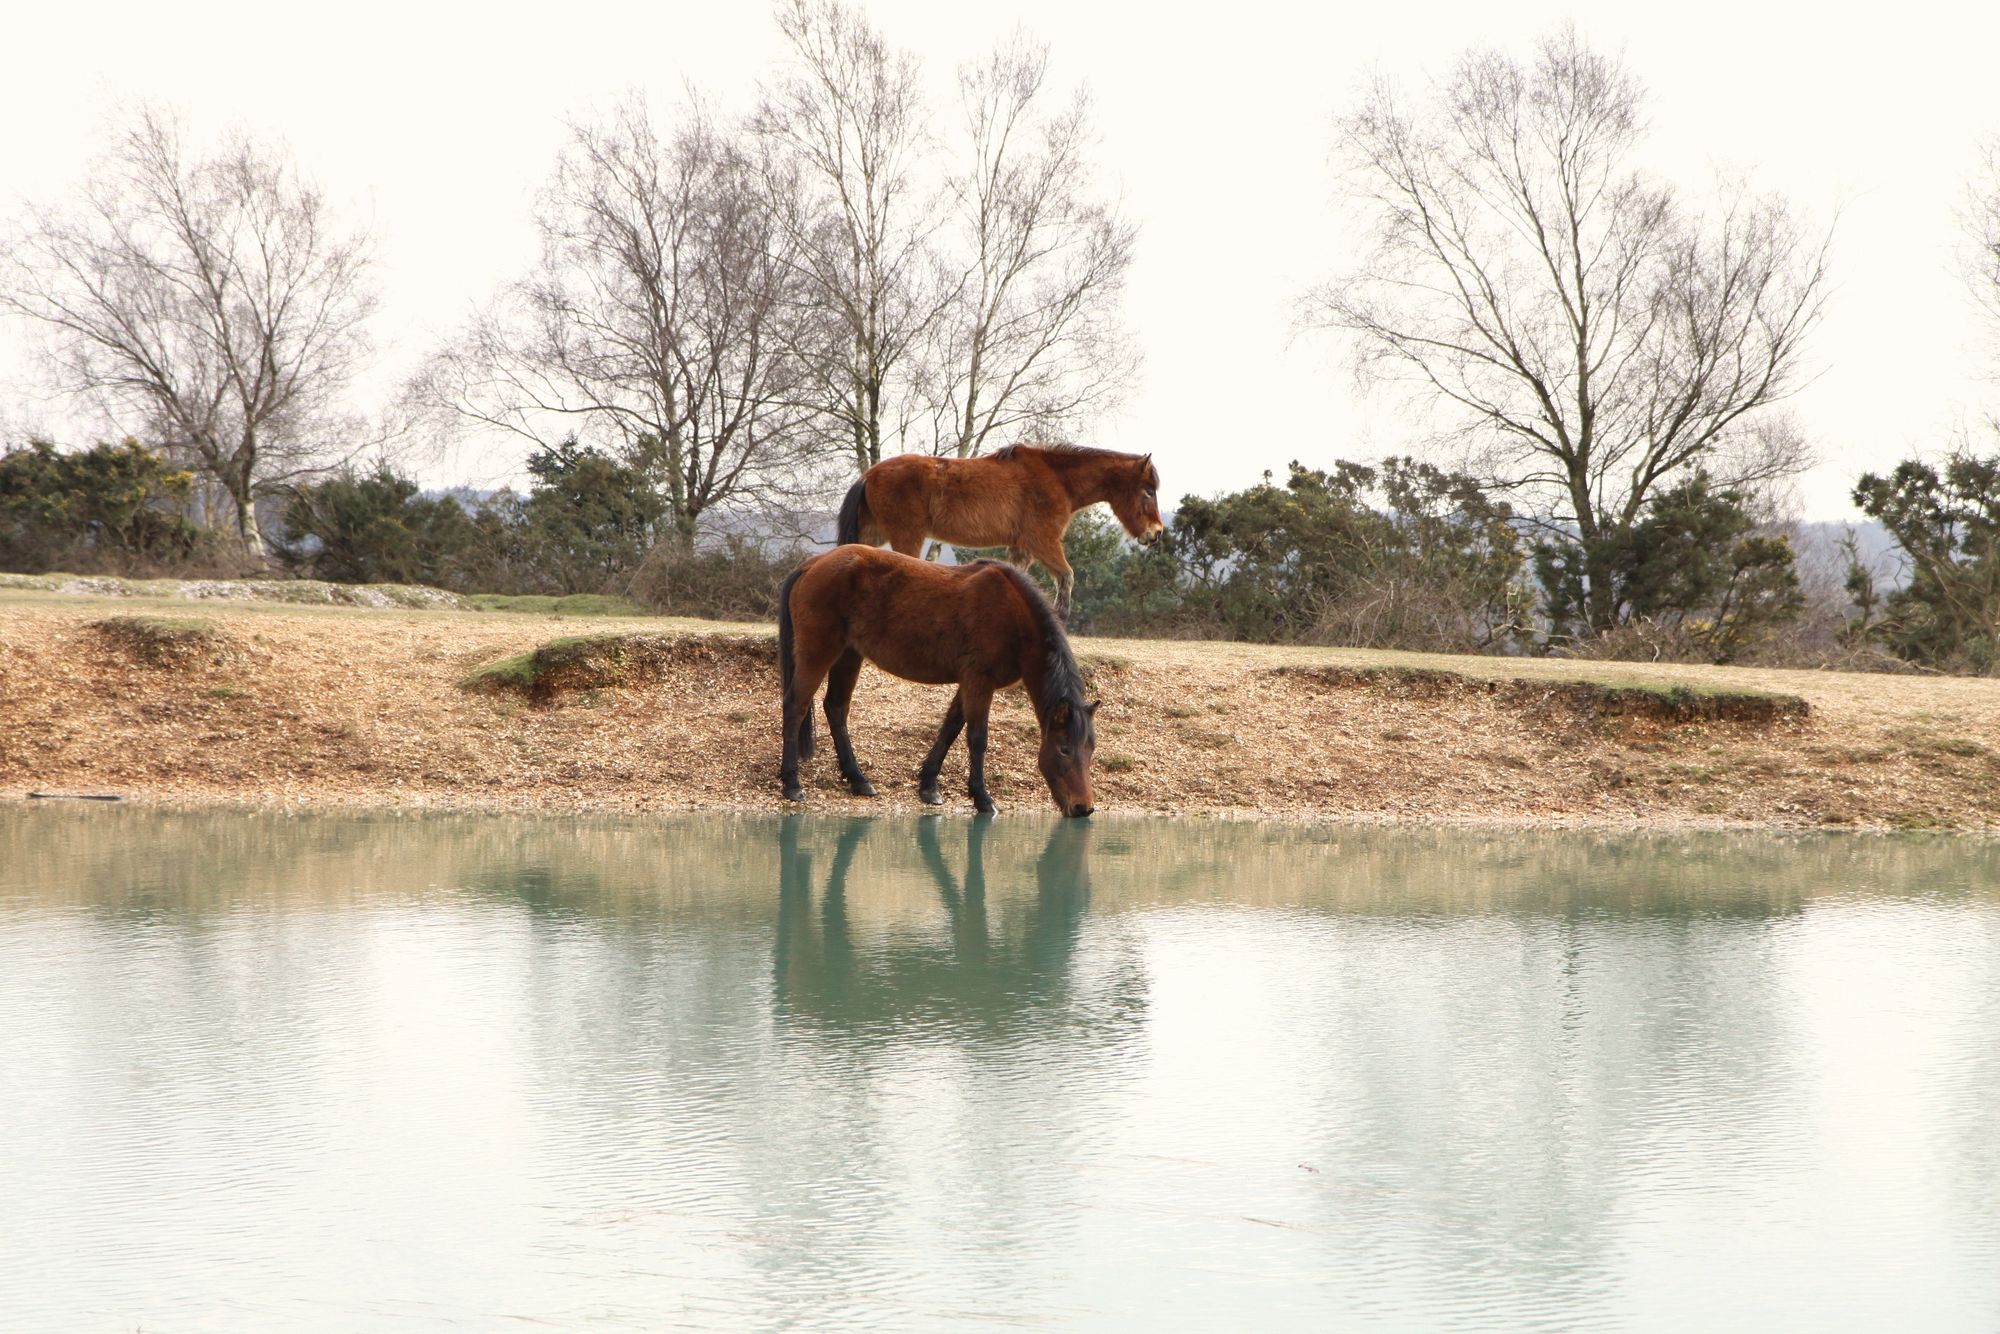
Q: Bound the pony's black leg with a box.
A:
[964,689,997,815]
[781,662,830,802]
[823,649,875,797]
[781,686,808,802]
[917,692,966,806]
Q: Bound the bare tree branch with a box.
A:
[415,94,819,541]
[1967,136,2000,372]
[1,106,377,558]
[755,0,947,471]
[1308,28,1831,630]
[916,34,1140,457]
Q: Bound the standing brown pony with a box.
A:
[835,444,1165,618]
[777,545,1099,816]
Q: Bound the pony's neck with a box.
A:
[1020,653,1061,726]
[1018,629,1082,732]
[1039,450,1121,508]
[990,558,1082,726]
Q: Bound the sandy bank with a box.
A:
[5,589,2000,830]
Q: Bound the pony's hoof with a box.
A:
[849,779,878,797]
[973,798,998,816]
[782,785,805,803]
[917,785,944,806]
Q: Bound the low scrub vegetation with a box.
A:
[13,427,2000,681]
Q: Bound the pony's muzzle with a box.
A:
[1067,803,1094,819]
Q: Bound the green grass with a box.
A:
[464,593,651,617]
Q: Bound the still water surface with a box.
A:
[2,808,1997,1330]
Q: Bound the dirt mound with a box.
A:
[1273,665,1810,727]
[462,633,779,705]
[89,616,235,669]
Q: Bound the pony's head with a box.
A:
[1106,454,1165,546]
[1038,697,1099,818]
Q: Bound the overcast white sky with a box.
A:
[4,0,1996,519]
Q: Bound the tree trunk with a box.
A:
[220,440,266,566]
[1583,537,1619,634]
[232,484,265,564]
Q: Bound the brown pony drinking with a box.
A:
[776,545,1099,817]
[835,444,1166,619]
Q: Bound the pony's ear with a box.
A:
[1048,700,1071,728]
[1085,699,1100,716]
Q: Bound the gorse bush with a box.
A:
[1171,459,1533,652]
[625,536,806,622]
[277,466,484,587]
[1851,447,2000,674]
[1027,459,1533,653]
[1540,473,1806,664]
[277,439,680,599]
[508,439,671,594]
[0,438,202,574]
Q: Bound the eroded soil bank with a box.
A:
[5,593,1999,829]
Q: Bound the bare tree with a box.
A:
[1969,137,2000,361]
[1311,29,1830,632]
[1,108,377,558]
[419,96,814,543]
[757,0,947,472]
[919,36,1139,457]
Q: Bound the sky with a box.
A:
[3,0,1996,519]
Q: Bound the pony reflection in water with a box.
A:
[776,545,1098,817]
[771,816,1126,1038]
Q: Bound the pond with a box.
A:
[2,808,1997,1330]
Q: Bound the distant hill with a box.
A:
[1792,521,1902,588]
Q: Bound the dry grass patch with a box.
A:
[8,592,2000,829]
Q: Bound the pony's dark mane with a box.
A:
[989,441,1137,463]
[972,560,1087,718]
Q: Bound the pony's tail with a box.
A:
[776,565,804,702]
[835,477,871,546]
